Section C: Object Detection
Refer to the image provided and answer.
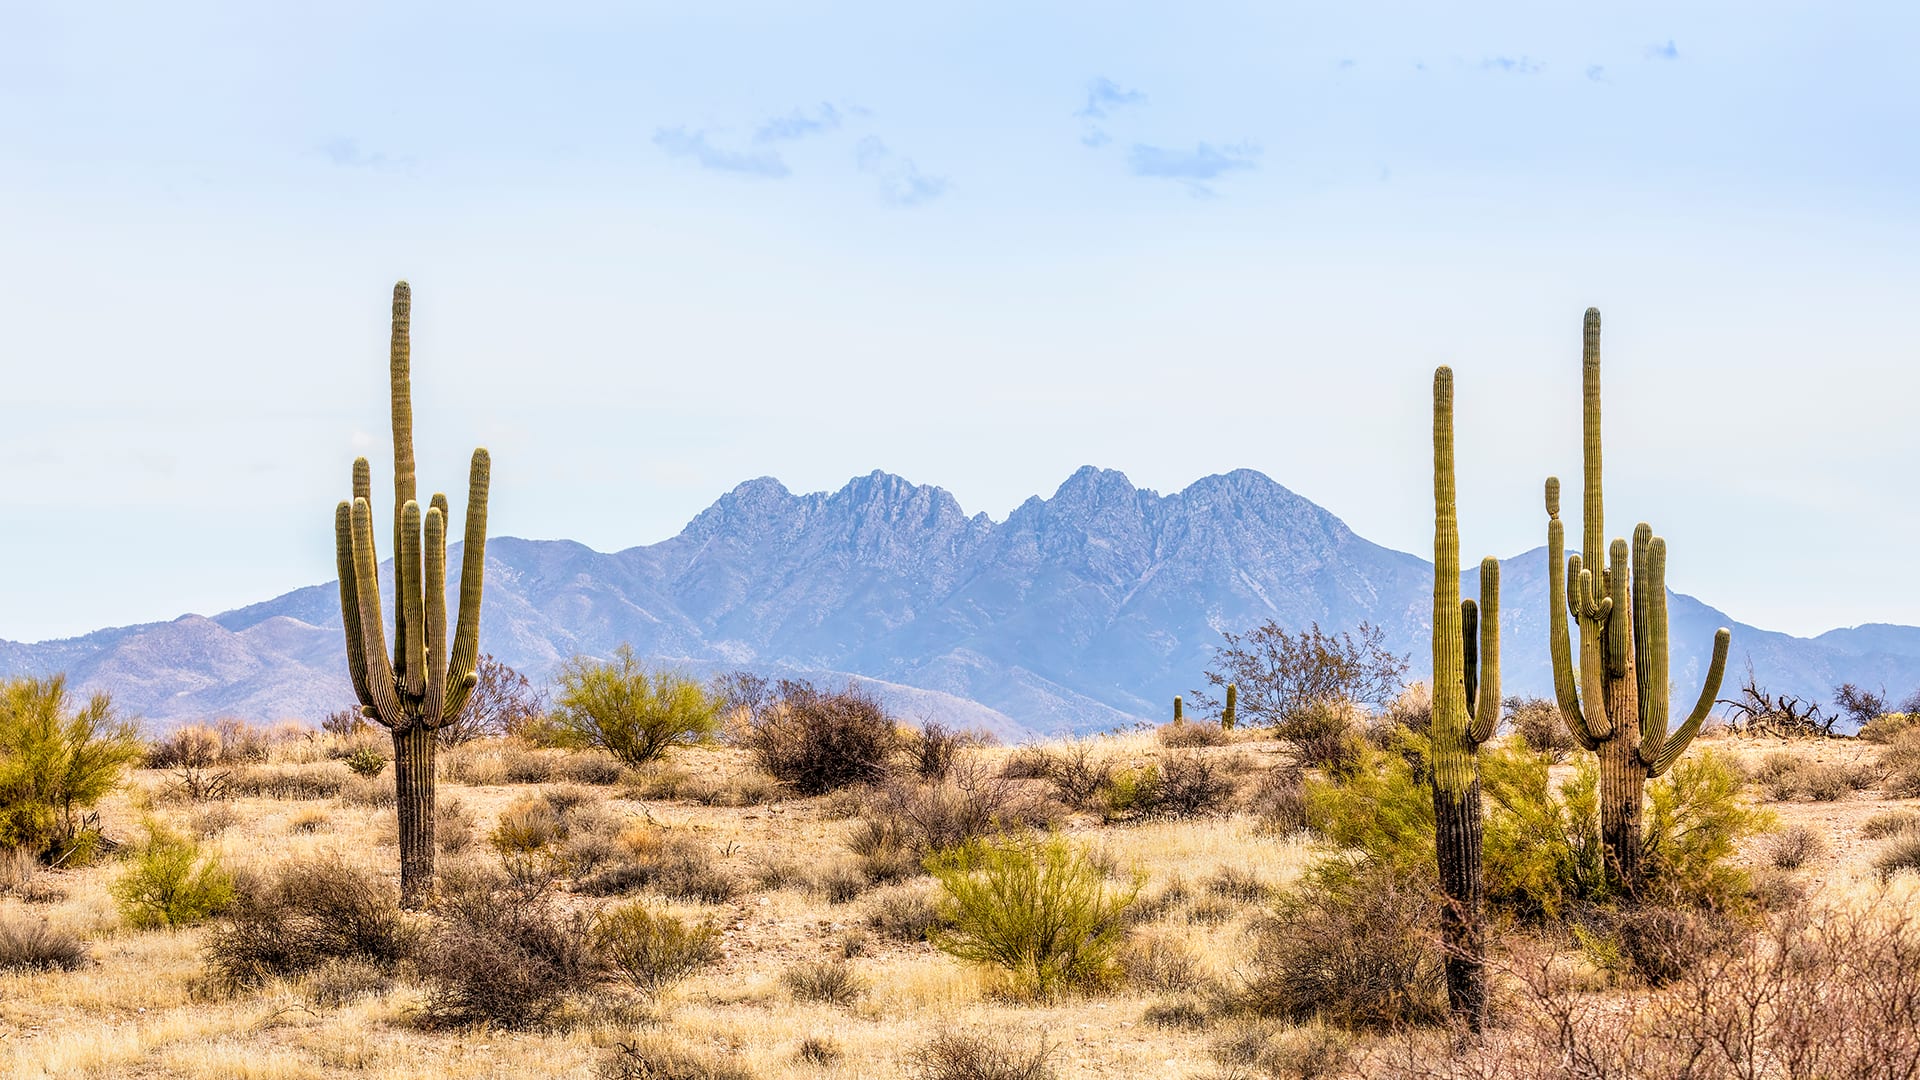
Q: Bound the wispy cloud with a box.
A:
[319,137,408,170]
[1127,141,1259,197]
[1480,55,1543,75]
[754,102,843,143]
[1648,39,1679,60]
[854,137,948,206]
[1076,77,1146,119]
[653,127,790,178]
[1076,77,1147,148]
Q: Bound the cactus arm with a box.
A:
[443,448,490,722]
[1431,367,1469,757]
[1649,626,1730,777]
[1546,485,1598,750]
[388,282,417,688]
[1638,533,1670,764]
[349,497,402,725]
[1581,308,1605,572]
[1223,682,1237,730]
[424,503,448,718]
[1606,539,1631,678]
[335,501,372,708]
[1461,599,1479,721]
[1632,524,1655,727]
[396,501,427,699]
[1470,557,1502,745]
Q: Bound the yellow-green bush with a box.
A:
[0,676,142,860]
[592,902,721,997]
[928,832,1141,997]
[111,824,234,929]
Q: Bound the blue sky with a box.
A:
[1,2,1917,641]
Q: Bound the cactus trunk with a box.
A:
[1428,366,1499,1031]
[1173,696,1183,723]
[1222,683,1237,730]
[1544,309,1730,897]
[392,724,437,905]
[335,281,489,908]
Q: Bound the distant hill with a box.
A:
[2,467,1910,737]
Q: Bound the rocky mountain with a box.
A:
[1,467,1911,737]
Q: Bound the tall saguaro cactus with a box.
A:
[1545,308,1730,894]
[336,281,491,908]
[1429,366,1501,1030]
[1222,683,1237,731]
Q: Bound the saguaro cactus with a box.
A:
[1429,366,1501,1030]
[335,281,491,908]
[1173,696,1184,723]
[1545,308,1730,894]
[1222,683,1237,731]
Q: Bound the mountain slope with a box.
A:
[1,467,1911,735]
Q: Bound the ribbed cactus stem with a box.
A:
[1173,696,1183,724]
[1541,308,1731,895]
[1429,365,1497,1031]
[1222,683,1237,731]
[333,281,491,908]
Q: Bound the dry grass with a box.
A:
[0,730,1911,1078]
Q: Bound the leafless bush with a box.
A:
[1504,695,1575,762]
[1719,666,1838,738]
[858,760,1052,860]
[0,915,89,971]
[1246,764,1310,834]
[1039,742,1114,810]
[1157,719,1230,749]
[598,1036,757,1080]
[907,1030,1057,1080]
[442,654,548,747]
[739,681,899,795]
[1141,750,1239,818]
[1862,809,1920,840]
[225,766,347,801]
[203,856,417,990]
[576,832,741,903]
[1762,824,1828,870]
[864,882,945,942]
[909,722,988,780]
[782,957,866,1006]
[417,869,601,1029]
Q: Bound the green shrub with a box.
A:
[1301,738,1435,875]
[343,744,388,778]
[593,902,721,998]
[111,824,234,930]
[551,646,717,767]
[927,832,1141,998]
[0,676,142,860]
[1859,712,1919,744]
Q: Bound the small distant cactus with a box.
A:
[1222,683,1237,731]
[1429,366,1500,1030]
[1173,696,1183,724]
[1545,309,1730,894]
[334,281,491,907]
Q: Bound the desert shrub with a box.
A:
[1860,711,1920,744]
[0,676,142,859]
[858,761,1050,862]
[907,1030,1057,1080]
[1157,719,1229,749]
[203,856,417,989]
[227,766,346,800]
[343,744,388,778]
[338,775,398,808]
[0,915,89,971]
[1208,1018,1353,1079]
[1117,931,1204,993]
[1246,764,1310,834]
[1505,694,1575,761]
[1279,698,1367,773]
[1883,729,1920,798]
[797,1036,841,1065]
[1038,743,1113,810]
[1862,809,1920,840]
[148,726,232,800]
[739,681,898,795]
[491,797,567,855]
[599,1036,758,1080]
[782,957,866,1006]
[998,746,1056,781]
[909,721,987,779]
[1762,824,1828,869]
[1302,740,1434,875]
[1877,834,1920,880]
[1,846,63,903]
[1797,761,1859,801]
[1195,619,1408,728]
[301,957,395,1007]
[1138,749,1238,818]
[417,870,601,1028]
[555,752,626,786]
[437,798,476,855]
[1141,996,1210,1030]
[927,832,1141,997]
[497,747,556,784]
[441,654,547,747]
[844,817,921,884]
[865,882,945,942]
[818,862,868,904]
[1587,901,1748,987]
[1240,859,1446,1030]
[577,831,741,902]
[593,902,721,998]
[552,646,718,767]
[111,824,234,929]
[190,802,239,838]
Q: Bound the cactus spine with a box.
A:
[1173,696,1183,723]
[1222,683,1237,730]
[335,281,490,908]
[1545,308,1730,894]
[1429,366,1500,1030]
